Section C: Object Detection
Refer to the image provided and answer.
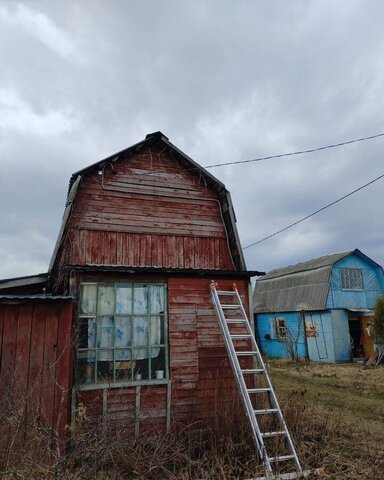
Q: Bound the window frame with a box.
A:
[340,268,364,291]
[77,281,169,390]
[273,317,288,342]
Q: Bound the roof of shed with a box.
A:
[253,250,354,313]
[49,131,247,272]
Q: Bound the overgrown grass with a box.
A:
[1,362,383,479]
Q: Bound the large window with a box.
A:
[340,268,363,290]
[77,282,167,386]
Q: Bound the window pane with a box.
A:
[77,350,96,384]
[116,285,132,313]
[79,318,96,348]
[97,350,113,383]
[80,284,97,315]
[150,285,165,314]
[115,357,134,382]
[97,316,114,348]
[115,316,131,347]
[150,315,162,345]
[133,316,149,356]
[98,285,115,315]
[151,347,166,380]
[133,285,148,314]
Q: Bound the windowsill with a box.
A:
[78,378,170,391]
[341,289,364,291]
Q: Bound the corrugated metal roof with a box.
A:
[261,251,353,280]
[253,250,357,313]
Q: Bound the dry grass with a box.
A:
[269,360,384,480]
[1,362,383,479]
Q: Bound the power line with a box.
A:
[243,172,384,250]
[204,131,384,169]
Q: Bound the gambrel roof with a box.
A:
[49,131,247,273]
[253,249,382,313]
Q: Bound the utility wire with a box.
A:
[243,172,384,250]
[204,131,384,169]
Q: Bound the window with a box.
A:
[272,317,287,341]
[77,282,167,386]
[340,268,363,290]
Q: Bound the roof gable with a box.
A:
[50,132,247,273]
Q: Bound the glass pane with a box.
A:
[151,347,165,380]
[149,285,165,314]
[98,285,115,315]
[116,285,132,314]
[80,284,97,315]
[115,316,131,347]
[149,315,161,345]
[115,356,134,382]
[77,350,96,384]
[96,316,114,348]
[133,285,148,314]
[132,316,149,357]
[79,318,96,348]
[97,350,113,383]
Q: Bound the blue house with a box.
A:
[253,249,384,362]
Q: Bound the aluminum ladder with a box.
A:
[210,281,303,480]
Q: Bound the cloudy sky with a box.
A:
[1,0,384,279]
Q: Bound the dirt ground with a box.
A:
[268,360,384,479]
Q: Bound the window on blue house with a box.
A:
[341,268,363,290]
[77,282,168,387]
[271,317,287,341]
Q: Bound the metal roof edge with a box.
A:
[63,264,264,277]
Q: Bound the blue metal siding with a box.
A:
[255,312,306,359]
[326,254,384,309]
[304,311,335,362]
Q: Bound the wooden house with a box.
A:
[0,132,261,448]
[254,249,384,363]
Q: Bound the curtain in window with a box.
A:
[84,284,164,361]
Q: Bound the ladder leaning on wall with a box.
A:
[210,281,305,480]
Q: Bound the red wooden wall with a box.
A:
[58,144,235,271]
[0,300,73,458]
[76,276,251,433]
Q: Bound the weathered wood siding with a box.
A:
[59,144,234,270]
[0,300,73,457]
[76,276,251,431]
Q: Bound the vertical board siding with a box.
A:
[0,301,73,457]
[59,145,235,271]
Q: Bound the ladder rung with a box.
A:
[268,454,296,462]
[221,305,240,309]
[230,334,252,339]
[225,319,247,323]
[255,471,308,480]
[241,369,264,374]
[254,408,279,415]
[247,388,271,393]
[261,430,286,438]
[217,291,236,295]
[236,351,258,355]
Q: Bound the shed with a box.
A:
[0,132,261,450]
[254,249,384,362]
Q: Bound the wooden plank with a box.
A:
[53,301,73,448]
[40,303,59,429]
[14,303,33,419]
[28,303,46,423]
[1,305,18,391]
